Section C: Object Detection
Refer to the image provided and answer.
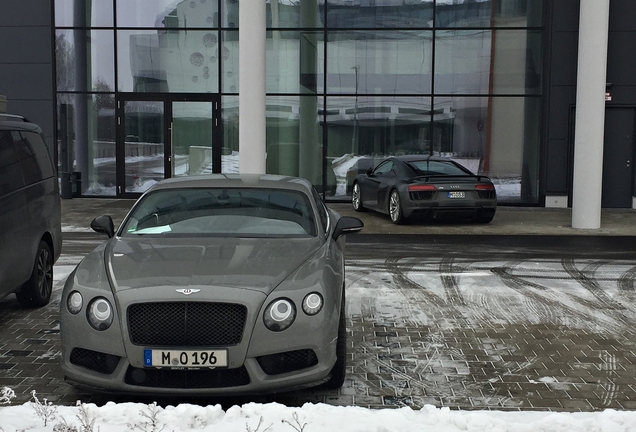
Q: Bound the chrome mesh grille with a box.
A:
[127,302,247,346]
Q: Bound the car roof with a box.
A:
[0,121,42,133]
[391,155,456,163]
[145,174,315,195]
[0,113,28,122]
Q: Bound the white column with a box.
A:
[571,0,610,229]
[239,0,267,174]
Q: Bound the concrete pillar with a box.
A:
[239,0,267,174]
[571,0,610,229]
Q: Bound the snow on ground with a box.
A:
[1,396,635,432]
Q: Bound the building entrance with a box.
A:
[116,96,221,198]
[602,108,635,208]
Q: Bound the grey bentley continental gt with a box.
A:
[60,174,363,396]
[352,155,497,224]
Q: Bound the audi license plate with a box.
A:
[144,349,228,369]
[447,191,465,198]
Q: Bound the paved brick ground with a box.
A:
[4,273,636,412]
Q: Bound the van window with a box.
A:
[0,131,24,195]
[12,131,45,185]
[21,131,54,179]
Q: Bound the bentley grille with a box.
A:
[127,302,247,346]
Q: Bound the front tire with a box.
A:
[323,292,346,389]
[16,241,53,308]
[352,183,365,212]
[389,190,406,225]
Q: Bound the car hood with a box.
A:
[100,236,322,295]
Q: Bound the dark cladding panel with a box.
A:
[546,86,576,141]
[607,32,636,86]
[545,139,570,194]
[0,0,51,27]
[549,31,578,87]
[0,27,52,63]
[550,0,580,33]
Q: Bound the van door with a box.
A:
[0,131,31,295]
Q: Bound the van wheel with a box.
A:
[16,241,53,308]
[323,292,347,389]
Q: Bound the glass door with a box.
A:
[118,99,166,196]
[117,96,220,198]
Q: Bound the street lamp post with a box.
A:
[351,66,359,154]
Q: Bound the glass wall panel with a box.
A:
[55,0,113,27]
[221,95,239,173]
[326,0,433,29]
[55,30,115,92]
[327,31,433,95]
[222,31,239,93]
[434,29,541,95]
[325,96,432,199]
[221,0,239,28]
[432,96,539,203]
[266,31,324,94]
[435,0,542,28]
[117,30,220,93]
[116,0,218,28]
[267,0,324,28]
[266,95,324,187]
[56,93,117,196]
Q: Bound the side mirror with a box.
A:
[332,216,364,241]
[91,215,115,238]
[366,167,373,176]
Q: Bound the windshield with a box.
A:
[407,160,471,176]
[121,188,317,237]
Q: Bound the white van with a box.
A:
[0,117,62,307]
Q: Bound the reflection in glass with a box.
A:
[266,96,324,188]
[325,96,432,199]
[117,30,220,93]
[266,31,324,94]
[327,31,433,95]
[326,0,433,28]
[433,96,540,203]
[435,0,543,28]
[116,0,218,28]
[56,93,117,196]
[55,30,115,92]
[172,102,214,176]
[221,31,239,93]
[123,101,165,193]
[55,0,113,27]
[221,96,239,173]
[434,30,541,95]
[267,0,324,28]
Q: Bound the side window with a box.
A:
[12,131,42,186]
[311,186,329,233]
[22,132,54,179]
[373,160,394,175]
[0,131,25,195]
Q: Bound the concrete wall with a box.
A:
[0,0,54,144]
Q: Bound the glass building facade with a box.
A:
[54,0,542,202]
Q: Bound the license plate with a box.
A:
[447,191,465,198]
[144,349,228,369]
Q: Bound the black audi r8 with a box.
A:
[351,155,497,224]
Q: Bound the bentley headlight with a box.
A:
[302,293,323,316]
[67,291,83,314]
[263,298,296,332]
[87,297,114,331]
